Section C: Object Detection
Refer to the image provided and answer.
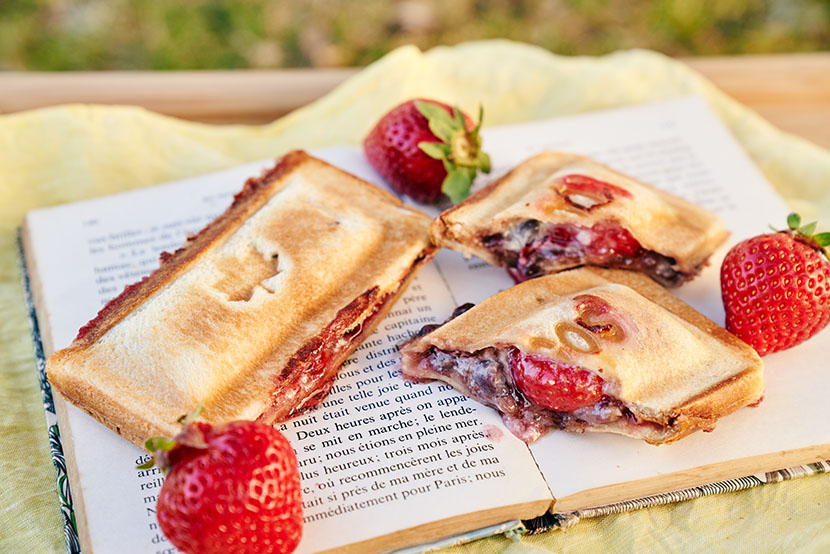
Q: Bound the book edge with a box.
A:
[533,445,830,530]
[311,498,551,554]
[526,458,830,533]
[17,227,82,554]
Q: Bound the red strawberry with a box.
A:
[140,417,302,554]
[363,98,490,204]
[510,349,605,412]
[721,213,830,356]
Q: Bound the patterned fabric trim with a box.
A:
[524,460,830,534]
[18,231,82,554]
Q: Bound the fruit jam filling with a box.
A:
[482,219,685,287]
[260,286,391,424]
[423,345,640,442]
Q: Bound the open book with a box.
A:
[20,96,830,554]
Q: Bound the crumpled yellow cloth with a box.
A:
[1,40,828,554]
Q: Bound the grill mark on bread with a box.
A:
[212,247,281,302]
[74,151,309,345]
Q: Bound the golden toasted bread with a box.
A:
[47,151,436,448]
[400,268,763,445]
[431,152,729,286]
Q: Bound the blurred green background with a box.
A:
[1,0,828,70]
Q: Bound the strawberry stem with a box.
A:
[780,212,830,259]
[415,100,490,204]
[176,404,204,425]
[135,405,207,472]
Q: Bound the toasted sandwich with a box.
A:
[47,151,436,448]
[430,152,729,286]
[400,268,763,445]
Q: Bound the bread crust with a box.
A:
[47,151,436,447]
[400,268,763,445]
[430,151,729,280]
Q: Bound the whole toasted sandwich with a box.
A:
[47,151,436,448]
[400,268,763,445]
[430,151,729,286]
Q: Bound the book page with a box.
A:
[425,96,829,508]
[23,149,551,554]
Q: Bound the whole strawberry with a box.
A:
[721,213,830,356]
[363,98,490,204]
[140,418,302,554]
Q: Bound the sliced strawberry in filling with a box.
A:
[555,174,632,210]
[510,349,606,412]
[419,344,641,442]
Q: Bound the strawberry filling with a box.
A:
[510,350,605,412]
[259,286,391,425]
[420,345,643,442]
[482,219,685,286]
[260,251,432,424]
[555,174,633,210]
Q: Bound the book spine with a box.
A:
[17,230,81,554]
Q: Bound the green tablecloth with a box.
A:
[1,40,829,553]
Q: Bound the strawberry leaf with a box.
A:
[146,437,177,452]
[415,101,456,142]
[453,106,467,131]
[136,457,156,470]
[418,141,451,160]
[473,104,484,135]
[442,167,476,204]
[479,151,491,173]
[813,232,830,247]
[787,212,801,230]
[414,100,490,203]
[799,221,818,236]
[427,119,455,143]
[415,101,454,126]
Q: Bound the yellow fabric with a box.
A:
[1,40,828,553]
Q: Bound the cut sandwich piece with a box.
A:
[47,150,437,448]
[400,268,763,445]
[430,152,729,286]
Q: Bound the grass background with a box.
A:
[1,0,828,71]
